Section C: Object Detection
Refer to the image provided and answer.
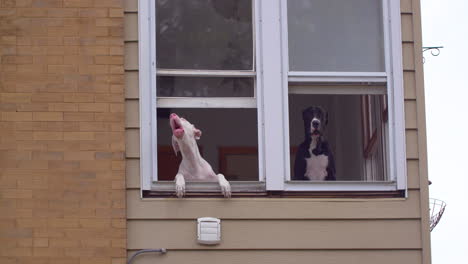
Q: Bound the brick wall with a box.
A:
[0,1,126,263]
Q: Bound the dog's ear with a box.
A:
[317,106,328,126]
[172,136,180,156]
[194,128,202,140]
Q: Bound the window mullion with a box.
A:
[138,0,157,191]
[387,0,407,192]
[260,0,286,190]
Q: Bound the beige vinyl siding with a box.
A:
[124,0,431,263]
[127,250,422,264]
[126,189,422,219]
[128,220,421,249]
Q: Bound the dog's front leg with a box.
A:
[217,174,231,198]
[175,173,186,198]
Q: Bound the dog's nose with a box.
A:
[312,120,320,129]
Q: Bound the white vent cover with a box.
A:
[197,217,221,245]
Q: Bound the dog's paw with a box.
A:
[175,174,185,198]
[217,174,231,198]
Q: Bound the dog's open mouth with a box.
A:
[170,114,184,138]
[311,130,321,136]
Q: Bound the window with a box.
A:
[139,0,406,195]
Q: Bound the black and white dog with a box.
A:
[293,106,336,181]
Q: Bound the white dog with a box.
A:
[169,113,231,198]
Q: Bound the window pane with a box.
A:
[156,0,253,70]
[288,94,387,181]
[157,76,254,97]
[157,108,258,181]
[287,0,384,72]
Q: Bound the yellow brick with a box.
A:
[17,64,46,73]
[63,93,94,102]
[48,103,79,112]
[109,65,123,74]
[64,0,93,8]
[64,132,95,140]
[111,161,124,170]
[2,247,32,257]
[32,0,62,8]
[109,8,123,17]
[1,36,16,45]
[94,56,123,65]
[2,189,33,199]
[17,103,49,112]
[17,238,33,247]
[33,238,49,247]
[33,112,63,121]
[111,180,124,190]
[64,112,94,121]
[33,247,64,257]
[33,131,63,140]
[94,0,121,8]
[80,238,110,248]
[48,65,78,74]
[46,55,64,64]
[79,219,110,228]
[80,160,111,170]
[47,218,79,228]
[47,8,79,17]
[32,93,63,102]
[79,46,109,55]
[111,258,126,264]
[111,219,125,229]
[79,8,108,17]
[64,151,95,160]
[78,103,109,112]
[111,239,125,248]
[79,65,108,74]
[109,103,123,113]
[16,219,48,228]
[2,112,33,121]
[49,238,80,248]
[18,8,48,17]
[1,93,32,103]
[109,47,123,56]
[94,113,123,122]
[96,18,122,27]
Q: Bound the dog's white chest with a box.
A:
[305,154,328,180]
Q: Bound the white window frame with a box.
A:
[138,0,407,195]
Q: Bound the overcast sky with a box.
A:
[420,0,468,262]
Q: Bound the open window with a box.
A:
[139,0,264,194]
[139,0,406,196]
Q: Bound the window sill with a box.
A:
[144,181,403,199]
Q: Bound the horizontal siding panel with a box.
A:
[407,160,420,189]
[404,100,417,129]
[125,71,139,99]
[125,42,139,70]
[403,71,416,99]
[126,128,140,158]
[126,189,421,219]
[127,250,421,264]
[401,14,414,42]
[127,219,421,249]
[125,100,139,128]
[124,0,138,12]
[402,43,415,71]
[400,0,413,14]
[125,13,138,41]
[405,130,418,159]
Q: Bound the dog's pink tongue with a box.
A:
[174,128,184,138]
